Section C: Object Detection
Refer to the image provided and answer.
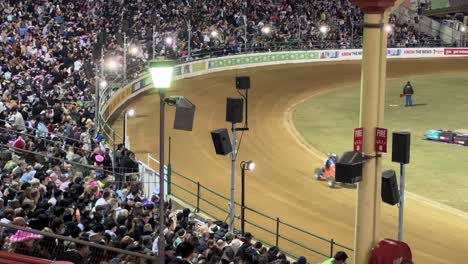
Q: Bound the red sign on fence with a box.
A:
[354,128,363,152]
[375,127,388,153]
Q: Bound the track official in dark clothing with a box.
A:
[403,81,414,106]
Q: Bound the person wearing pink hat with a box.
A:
[8,230,46,259]
[95,154,104,163]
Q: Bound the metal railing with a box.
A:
[147,154,353,263]
[0,222,159,263]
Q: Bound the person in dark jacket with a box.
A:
[55,237,90,264]
[170,241,195,264]
[403,81,414,107]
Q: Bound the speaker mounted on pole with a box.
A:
[211,129,233,155]
[392,132,410,164]
[236,76,250,90]
[226,97,243,124]
[382,170,400,205]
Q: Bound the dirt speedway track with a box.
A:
[111,58,468,263]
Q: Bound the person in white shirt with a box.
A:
[13,109,26,131]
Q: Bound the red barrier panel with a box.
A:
[0,251,72,264]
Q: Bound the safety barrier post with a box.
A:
[196,182,201,212]
[112,131,116,179]
[330,238,335,257]
[276,217,280,247]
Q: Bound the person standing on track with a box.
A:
[403,81,414,107]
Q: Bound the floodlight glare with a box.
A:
[128,109,135,117]
[385,25,393,33]
[319,25,329,34]
[99,80,108,89]
[129,46,139,55]
[107,59,118,70]
[149,60,175,89]
[461,26,466,32]
[261,26,271,34]
[165,37,173,45]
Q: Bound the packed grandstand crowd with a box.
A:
[0,0,445,263]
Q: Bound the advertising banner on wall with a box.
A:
[400,48,445,57]
[444,48,468,55]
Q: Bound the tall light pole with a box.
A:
[123,109,135,149]
[351,1,396,263]
[123,33,127,82]
[187,21,192,60]
[149,60,175,259]
[240,161,255,235]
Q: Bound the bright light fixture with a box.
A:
[165,37,173,45]
[242,161,255,171]
[319,25,329,34]
[261,26,271,34]
[128,109,135,117]
[99,80,108,89]
[149,60,175,89]
[107,59,118,70]
[385,25,393,33]
[461,26,466,32]
[129,46,139,55]
[248,161,255,171]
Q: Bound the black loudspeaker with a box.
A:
[211,129,233,155]
[382,170,400,205]
[174,102,195,131]
[335,151,363,184]
[226,97,243,124]
[414,16,419,24]
[236,76,250,90]
[392,132,411,164]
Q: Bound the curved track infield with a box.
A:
[111,58,468,263]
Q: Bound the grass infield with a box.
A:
[293,72,468,211]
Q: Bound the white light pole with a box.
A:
[240,160,255,235]
[149,60,175,259]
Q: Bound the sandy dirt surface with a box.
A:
[111,58,468,263]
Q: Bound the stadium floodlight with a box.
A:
[99,79,108,89]
[165,36,174,46]
[319,25,329,34]
[149,60,175,89]
[385,25,393,33]
[211,30,219,37]
[261,26,272,34]
[242,161,255,171]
